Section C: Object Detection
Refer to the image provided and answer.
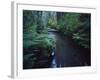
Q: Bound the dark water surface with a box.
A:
[48,31,91,68]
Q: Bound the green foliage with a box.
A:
[23,10,55,50]
[56,12,90,48]
[23,33,55,50]
[48,18,57,29]
[57,13,81,36]
[34,34,56,56]
[72,15,90,48]
[23,10,34,30]
[73,32,90,48]
[23,10,56,68]
[64,13,81,32]
[23,10,91,68]
[23,33,56,68]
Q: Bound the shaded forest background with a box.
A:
[23,10,91,69]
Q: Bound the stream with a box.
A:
[48,30,90,68]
